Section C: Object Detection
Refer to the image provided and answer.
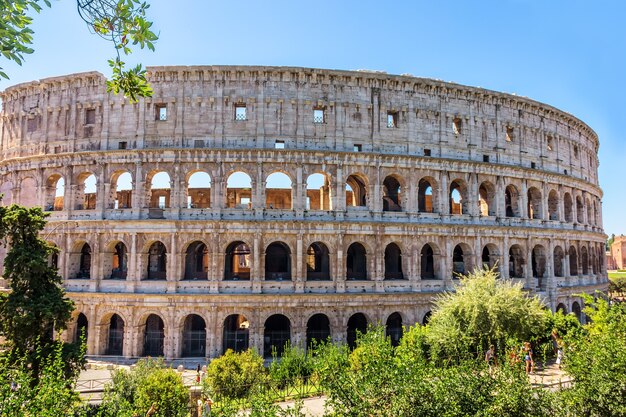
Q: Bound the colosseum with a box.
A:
[0,66,607,360]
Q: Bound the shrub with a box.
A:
[203,349,266,399]
[135,368,189,417]
[269,343,313,389]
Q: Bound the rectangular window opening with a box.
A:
[275,140,285,149]
[27,118,37,133]
[531,162,536,169]
[158,195,166,209]
[483,155,490,163]
[118,141,127,150]
[353,144,362,152]
[235,104,247,121]
[313,108,325,124]
[547,136,554,151]
[194,140,205,148]
[387,112,398,128]
[505,126,514,142]
[424,149,431,157]
[453,118,462,135]
[156,104,167,121]
[85,109,96,125]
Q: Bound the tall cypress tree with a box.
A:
[0,205,79,381]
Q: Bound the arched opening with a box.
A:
[182,314,206,357]
[306,242,330,280]
[184,241,208,280]
[265,242,291,280]
[553,246,564,277]
[146,241,167,280]
[224,241,251,280]
[75,173,96,210]
[264,314,291,358]
[306,314,331,348]
[143,314,164,356]
[505,185,520,217]
[346,175,367,207]
[75,313,88,344]
[417,178,435,213]
[223,314,249,353]
[564,193,573,222]
[576,196,584,223]
[385,312,403,347]
[508,245,525,278]
[382,175,402,212]
[112,171,132,209]
[346,242,367,280]
[106,314,124,355]
[384,243,404,280]
[109,242,128,279]
[481,245,499,272]
[76,243,91,279]
[449,180,466,215]
[420,244,436,279]
[452,244,467,277]
[187,171,211,209]
[149,171,171,209]
[265,172,292,209]
[347,313,368,349]
[422,311,432,325]
[572,302,582,323]
[527,187,542,220]
[45,175,65,211]
[569,246,578,276]
[532,245,546,288]
[478,182,495,216]
[581,246,589,275]
[556,303,568,314]
[226,171,252,209]
[548,190,559,221]
[306,173,332,210]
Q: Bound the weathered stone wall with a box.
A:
[0,66,607,360]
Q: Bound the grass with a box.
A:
[608,271,626,279]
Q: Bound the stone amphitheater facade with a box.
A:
[0,66,606,360]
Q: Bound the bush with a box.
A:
[269,344,313,389]
[609,276,626,294]
[135,368,189,417]
[203,349,266,399]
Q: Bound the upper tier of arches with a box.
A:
[0,67,600,187]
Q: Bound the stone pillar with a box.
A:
[295,234,304,293]
[252,234,261,293]
[335,233,345,293]
[440,174,449,214]
[521,180,528,219]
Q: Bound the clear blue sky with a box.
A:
[1,0,624,236]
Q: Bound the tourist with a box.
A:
[485,344,497,369]
[523,341,534,374]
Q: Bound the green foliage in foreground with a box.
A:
[203,349,267,399]
[98,358,188,417]
[269,344,314,389]
[426,268,547,360]
[609,274,626,294]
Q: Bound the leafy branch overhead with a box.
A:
[0,0,158,101]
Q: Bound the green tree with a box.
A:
[0,205,81,382]
[607,233,615,251]
[426,267,546,360]
[203,349,266,400]
[0,0,157,101]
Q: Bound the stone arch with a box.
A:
[147,171,171,209]
[422,311,432,325]
[569,245,578,276]
[264,314,291,357]
[265,241,292,280]
[478,181,496,216]
[346,173,368,208]
[265,171,293,209]
[505,184,521,217]
[384,242,404,280]
[508,244,525,278]
[74,312,89,344]
[576,196,584,223]
[104,313,125,355]
[306,172,333,210]
[347,312,368,349]
[581,246,589,275]
[142,314,165,356]
[103,240,129,279]
[385,312,403,347]
[111,170,133,209]
[74,172,97,210]
[553,246,564,277]
[184,241,209,280]
[0,179,14,205]
[346,242,367,280]
[306,313,331,348]
[449,179,467,215]
[146,241,167,280]
[224,241,251,280]
[556,303,568,314]
[306,242,330,281]
[532,245,546,280]
[564,192,573,222]
[19,176,38,207]
[181,314,206,357]
[417,176,437,213]
[527,187,542,220]
[571,301,582,322]
[452,243,472,277]
[69,242,92,279]
[226,171,253,209]
[548,189,559,220]
[44,174,65,211]
[187,171,212,209]
[481,244,500,272]
[420,243,440,279]
[223,314,250,353]
[382,174,403,212]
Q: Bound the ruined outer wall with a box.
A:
[0,66,607,359]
